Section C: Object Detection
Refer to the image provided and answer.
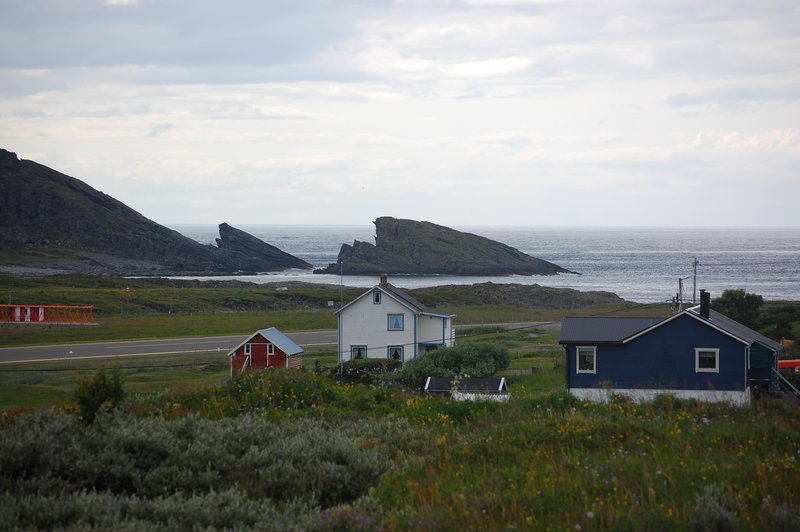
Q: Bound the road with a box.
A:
[0,322,560,365]
[0,329,338,365]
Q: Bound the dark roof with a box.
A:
[559,316,665,344]
[424,377,508,393]
[336,281,453,318]
[560,309,783,353]
[685,307,783,351]
[382,282,431,313]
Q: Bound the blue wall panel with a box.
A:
[566,314,748,392]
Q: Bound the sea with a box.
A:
[170,225,800,304]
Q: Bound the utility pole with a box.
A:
[678,278,684,312]
[692,257,700,304]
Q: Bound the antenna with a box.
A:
[692,257,699,304]
[339,259,343,308]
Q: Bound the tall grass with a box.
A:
[2,325,799,530]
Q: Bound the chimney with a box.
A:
[699,289,710,318]
[379,273,388,287]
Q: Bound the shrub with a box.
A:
[0,489,315,531]
[330,359,402,384]
[760,496,800,532]
[691,483,740,532]
[390,342,510,389]
[74,367,125,424]
[0,410,394,508]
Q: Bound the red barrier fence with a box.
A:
[0,304,94,324]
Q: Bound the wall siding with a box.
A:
[566,314,748,393]
[339,294,416,361]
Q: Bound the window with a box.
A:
[267,343,274,355]
[696,348,719,373]
[387,314,404,331]
[244,343,251,355]
[576,346,596,374]
[373,290,381,304]
[351,345,367,359]
[388,346,403,361]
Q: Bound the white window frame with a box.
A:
[244,343,251,355]
[351,345,367,359]
[695,348,719,373]
[388,345,404,361]
[576,346,596,374]
[387,313,404,331]
[267,343,274,355]
[373,290,381,304]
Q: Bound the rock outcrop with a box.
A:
[315,217,575,276]
[0,149,311,276]
[216,222,312,271]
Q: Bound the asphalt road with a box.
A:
[0,329,338,365]
[0,322,560,365]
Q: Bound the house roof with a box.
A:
[227,327,304,357]
[684,306,783,351]
[560,308,782,352]
[424,377,508,393]
[336,281,453,318]
[559,316,665,344]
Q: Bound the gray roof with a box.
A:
[685,306,783,351]
[227,327,303,357]
[337,282,453,318]
[382,282,431,313]
[560,308,782,353]
[559,316,665,344]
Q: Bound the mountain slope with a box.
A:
[315,216,575,276]
[0,149,310,276]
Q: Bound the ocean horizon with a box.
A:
[170,224,800,304]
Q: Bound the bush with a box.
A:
[0,489,315,531]
[390,342,510,389]
[330,359,402,385]
[0,410,393,508]
[74,367,125,424]
[691,483,740,532]
[760,496,800,532]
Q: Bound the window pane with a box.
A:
[698,351,716,369]
[388,314,404,330]
[577,348,595,372]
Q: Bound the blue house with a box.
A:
[558,290,782,406]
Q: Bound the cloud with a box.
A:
[693,129,800,152]
[1,0,799,226]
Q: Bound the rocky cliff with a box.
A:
[216,223,311,271]
[0,149,311,276]
[315,217,575,276]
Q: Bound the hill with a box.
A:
[0,149,311,276]
[315,216,575,276]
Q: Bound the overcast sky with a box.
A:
[2,0,799,227]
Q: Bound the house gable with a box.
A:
[228,327,303,376]
[567,313,748,391]
[337,278,454,363]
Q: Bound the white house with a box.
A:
[336,274,455,363]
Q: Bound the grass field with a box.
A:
[2,278,800,530]
[2,319,800,530]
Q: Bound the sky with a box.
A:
[1,0,799,228]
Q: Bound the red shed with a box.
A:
[228,327,304,377]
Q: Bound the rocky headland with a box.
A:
[315,216,576,276]
[0,149,311,276]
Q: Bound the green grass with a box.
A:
[2,340,800,530]
[0,309,337,347]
